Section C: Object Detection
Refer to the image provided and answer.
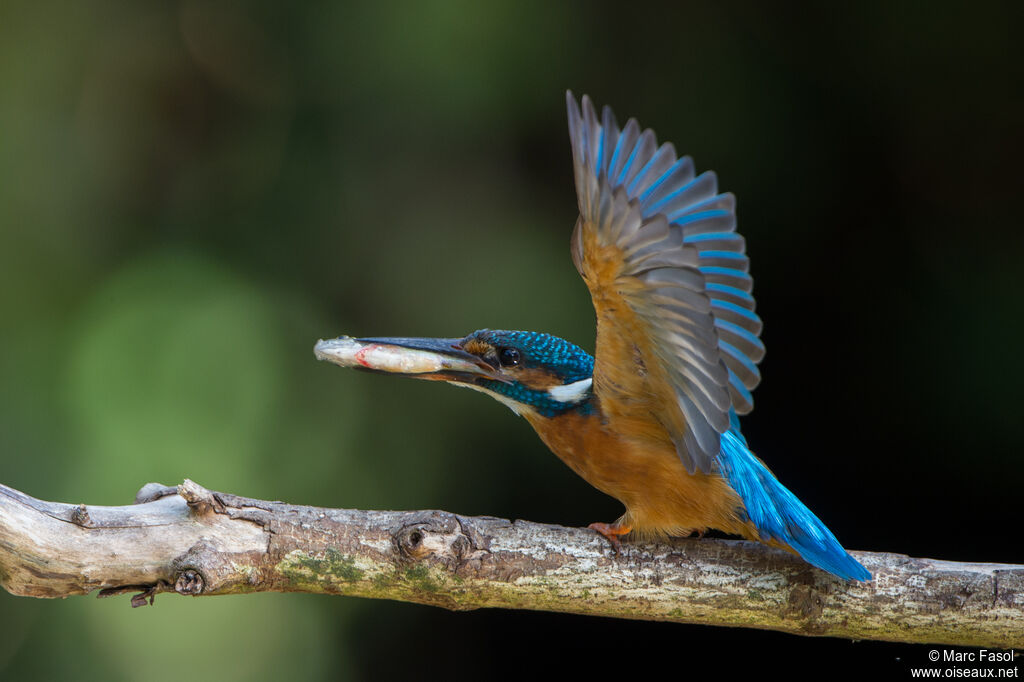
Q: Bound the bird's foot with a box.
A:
[588,522,633,554]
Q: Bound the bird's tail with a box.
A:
[717,415,871,581]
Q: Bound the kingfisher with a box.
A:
[315,93,870,581]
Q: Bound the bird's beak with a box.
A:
[313,336,507,383]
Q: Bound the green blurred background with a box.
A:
[1,1,1021,678]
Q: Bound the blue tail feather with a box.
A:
[717,412,871,581]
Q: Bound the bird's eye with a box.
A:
[498,347,520,367]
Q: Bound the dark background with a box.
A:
[1,1,1020,679]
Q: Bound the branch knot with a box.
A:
[393,511,481,574]
[175,569,205,596]
[70,504,92,528]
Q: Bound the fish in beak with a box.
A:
[313,336,508,383]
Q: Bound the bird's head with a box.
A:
[314,329,595,417]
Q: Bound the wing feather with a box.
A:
[567,92,765,472]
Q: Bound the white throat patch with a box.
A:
[447,381,528,416]
[547,377,593,404]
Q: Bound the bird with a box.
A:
[314,92,871,581]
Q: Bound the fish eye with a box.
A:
[498,347,520,367]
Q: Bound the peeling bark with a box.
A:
[1,481,1021,647]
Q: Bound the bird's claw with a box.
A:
[588,522,632,555]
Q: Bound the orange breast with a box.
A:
[524,402,755,540]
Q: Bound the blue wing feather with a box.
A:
[727,369,754,408]
[711,299,761,323]
[706,281,754,301]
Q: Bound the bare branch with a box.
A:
[1,481,1021,648]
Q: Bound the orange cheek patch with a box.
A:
[513,367,558,390]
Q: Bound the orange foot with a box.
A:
[588,522,633,554]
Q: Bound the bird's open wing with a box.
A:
[566,93,764,473]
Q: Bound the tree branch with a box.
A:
[1,480,1021,647]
